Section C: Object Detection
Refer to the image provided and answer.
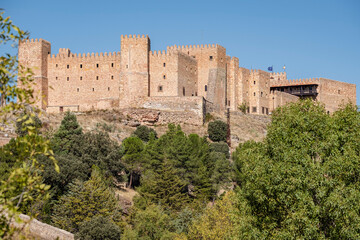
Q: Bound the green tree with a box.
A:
[232,100,360,239]
[208,120,228,142]
[122,136,145,188]
[0,11,57,238]
[133,125,158,142]
[52,166,122,233]
[52,111,83,156]
[137,160,189,211]
[124,205,176,240]
[75,216,122,240]
[15,112,42,137]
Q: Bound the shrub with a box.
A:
[208,120,228,142]
[75,216,122,240]
[133,125,157,142]
[209,141,230,158]
[16,113,42,137]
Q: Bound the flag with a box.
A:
[268,66,273,71]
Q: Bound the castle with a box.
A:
[18,35,356,121]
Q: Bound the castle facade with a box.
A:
[18,35,356,119]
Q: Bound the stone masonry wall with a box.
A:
[47,49,121,111]
[269,90,299,112]
[317,78,356,113]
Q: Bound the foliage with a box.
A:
[15,112,42,137]
[238,101,249,114]
[187,191,258,240]
[208,120,228,142]
[51,111,83,156]
[121,136,145,188]
[0,11,57,238]
[133,125,158,142]
[124,205,176,240]
[75,215,122,240]
[209,141,230,158]
[52,166,122,233]
[232,100,360,239]
[137,160,189,211]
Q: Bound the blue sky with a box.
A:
[3,0,360,104]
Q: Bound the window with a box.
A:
[183,87,185,96]
[262,107,265,114]
[96,64,99,68]
[163,63,166,67]
[163,75,166,79]
[195,92,198,96]
[111,63,114,67]
[158,86,163,92]
[266,108,269,115]
[96,76,99,80]
[253,92,256,96]
[67,65,69,69]
[111,75,114,80]
[205,85,207,91]
[92,88,94,92]
[252,107,257,113]
[80,76,82,80]
[56,77,58,80]
[126,65,128,69]
[67,77,69,81]
[77,88,79,92]
[228,100,230,106]
[56,64,58,67]
[108,87,110,91]
[338,90,340,94]
[261,92,263,97]
[59,106,63,112]
[80,64,82,68]
[254,81,256,85]
[209,56,213,61]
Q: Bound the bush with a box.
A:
[133,125,157,142]
[209,141,230,158]
[208,120,228,142]
[75,216,122,240]
[16,113,42,137]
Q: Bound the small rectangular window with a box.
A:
[254,81,256,85]
[67,65,69,69]
[96,76,99,80]
[253,92,256,96]
[80,64,82,68]
[108,87,110,91]
[96,64,99,68]
[158,86,163,92]
[205,85,207,91]
[126,65,128,69]
[163,75,166,79]
[111,76,114,80]
[56,77,58,80]
[262,107,265,114]
[92,88,94,92]
[80,76,82,80]
[163,63,166,67]
[261,92,263,97]
[77,88,79,92]
[228,100,230,106]
[67,77,69,81]
[252,107,257,113]
[338,90,340,94]
[209,56,213,61]
[111,63,114,67]
[56,64,58,67]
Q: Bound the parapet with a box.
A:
[20,38,51,45]
[49,50,120,60]
[121,34,148,39]
[167,43,222,51]
[270,78,321,87]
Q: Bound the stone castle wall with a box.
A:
[18,35,357,120]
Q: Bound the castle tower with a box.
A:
[18,38,51,110]
[119,34,150,107]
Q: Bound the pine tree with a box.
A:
[52,166,122,233]
[52,111,83,155]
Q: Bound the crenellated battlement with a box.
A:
[150,50,173,57]
[49,51,120,60]
[271,78,321,87]
[121,34,148,39]
[167,43,221,51]
[21,38,50,44]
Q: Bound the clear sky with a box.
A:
[3,0,360,104]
